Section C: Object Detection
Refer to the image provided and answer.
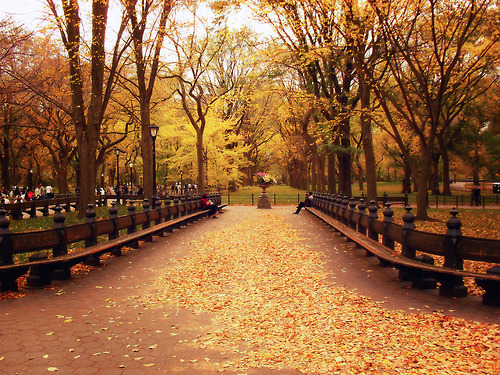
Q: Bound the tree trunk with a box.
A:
[318,152,326,191]
[76,129,97,213]
[355,156,364,192]
[440,134,452,195]
[337,119,352,196]
[472,145,480,186]
[360,83,377,202]
[402,162,412,194]
[430,152,440,195]
[0,143,10,189]
[56,163,69,194]
[327,152,336,194]
[197,129,205,192]
[416,146,431,220]
[141,106,153,200]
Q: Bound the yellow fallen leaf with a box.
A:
[47,368,58,372]
[144,363,155,367]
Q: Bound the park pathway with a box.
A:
[0,206,499,374]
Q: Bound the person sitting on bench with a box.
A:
[201,193,219,218]
[294,192,313,214]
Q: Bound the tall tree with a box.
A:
[369,0,500,219]
[165,14,233,192]
[248,0,359,195]
[343,0,381,202]
[122,0,174,199]
[46,0,129,214]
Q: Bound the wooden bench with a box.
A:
[0,196,225,292]
[305,206,500,306]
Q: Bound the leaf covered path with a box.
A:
[0,206,499,374]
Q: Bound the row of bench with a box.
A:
[307,193,500,306]
[0,194,224,292]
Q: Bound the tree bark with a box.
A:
[337,119,352,196]
[327,152,336,194]
[359,83,377,202]
[196,129,206,193]
[439,133,452,195]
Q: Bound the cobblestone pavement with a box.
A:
[0,206,498,375]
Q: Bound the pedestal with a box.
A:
[257,184,272,209]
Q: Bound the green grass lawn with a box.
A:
[221,185,308,205]
[222,182,499,206]
[6,183,498,234]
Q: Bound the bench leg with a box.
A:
[476,266,500,306]
[27,265,52,288]
[377,257,391,268]
[26,253,52,288]
[110,246,122,257]
[1,268,27,292]
[475,279,500,307]
[411,255,437,290]
[84,254,101,266]
[438,274,468,298]
[51,265,71,280]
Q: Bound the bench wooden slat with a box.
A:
[460,237,500,263]
[95,219,115,236]
[407,230,445,256]
[11,230,60,253]
[66,223,92,243]
[305,207,500,282]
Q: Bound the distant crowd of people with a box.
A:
[1,184,54,204]
[170,182,198,196]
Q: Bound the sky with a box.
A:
[0,0,273,36]
[1,0,49,28]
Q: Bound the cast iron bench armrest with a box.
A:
[305,207,500,305]
[0,208,212,291]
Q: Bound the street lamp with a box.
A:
[114,147,121,188]
[129,161,133,189]
[28,169,33,191]
[180,170,183,195]
[150,123,159,196]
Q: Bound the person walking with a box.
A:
[472,185,481,206]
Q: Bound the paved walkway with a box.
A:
[0,206,498,374]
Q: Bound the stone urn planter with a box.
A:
[257,184,272,209]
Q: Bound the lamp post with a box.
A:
[115,147,120,188]
[129,161,133,189]
[150,123,159,197]
[28,169,33,191]
[180,170,183,195]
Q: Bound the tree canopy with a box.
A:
[0,0,499,219]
